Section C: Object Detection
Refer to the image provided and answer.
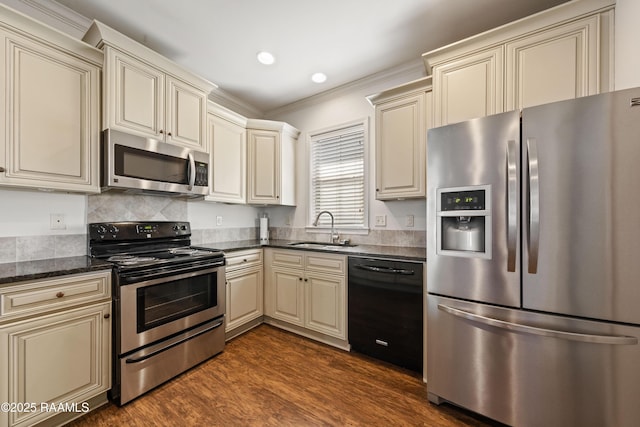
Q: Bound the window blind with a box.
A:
[310,123,365,227]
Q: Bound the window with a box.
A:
[309,120,367,230]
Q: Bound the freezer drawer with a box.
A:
[427,295,640,427]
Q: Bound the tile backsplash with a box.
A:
[0,192,425,263]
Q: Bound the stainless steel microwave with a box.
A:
[102,129,209,197]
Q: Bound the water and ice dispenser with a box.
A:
[436,186,492,259]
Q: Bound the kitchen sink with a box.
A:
[288,241,357,249]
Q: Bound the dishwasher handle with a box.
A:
[354,264,415,275]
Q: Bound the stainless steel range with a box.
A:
[89,221,225,405]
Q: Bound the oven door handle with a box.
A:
[125,319,224,364]
[119,262,224,283]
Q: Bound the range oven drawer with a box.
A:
[115,316,225,405]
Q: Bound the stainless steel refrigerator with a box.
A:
[426,87,640,427]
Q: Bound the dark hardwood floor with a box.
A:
[69,325,497,426]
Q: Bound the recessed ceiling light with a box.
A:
[257,51,275,65]
[311,72,327,83]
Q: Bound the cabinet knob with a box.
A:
[243,259,247,263]
[376,188,380,192]
[159,129,164,134]
[104,313,110,319]
[298,277,303,281]
[55,291,65,298]
[304,278,308,282]
[0,167,5,173]
[167,132,172,137]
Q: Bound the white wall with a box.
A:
[0,188,86,236]
[266,63,427,231]
[614,0,640,89]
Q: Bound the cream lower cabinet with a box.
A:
[424,1,614,126]
[225,249,263,336]
[0,6,102,193]
[0,270,112,427]
[206,103,247,203]
[264,249,346,341]
[246,120,299,206]
[368,78,432,200]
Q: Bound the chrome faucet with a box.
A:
[313,210,339,243]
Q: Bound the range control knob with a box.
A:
[107,225,119,234]
[96,225,107,235]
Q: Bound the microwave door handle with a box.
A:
[187,152,195,190]
[506,139,517,272]
[527,138,540,274]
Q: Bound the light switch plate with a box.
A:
[406,215,414,227]
[375,215,386,227]
[216,216,223,226]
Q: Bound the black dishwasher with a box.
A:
[348,257,423,372]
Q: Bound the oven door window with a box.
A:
[136,272,217,333]
[115,144,189,184]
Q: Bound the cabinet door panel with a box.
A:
[433,47,504,126]
[248,130,279,204]
[207,114,246,203]
[506,16,599,110]
[271,268,304,326]
[226,266,263,331]
[166,77,207,150]
[0,302,110,427]
[107,47,163,138]
[0,32,99,191]
[375,93,426,199]
[305,273,345,339]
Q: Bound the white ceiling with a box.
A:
[52,0,569,115]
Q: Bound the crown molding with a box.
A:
[5,0,91,38]
[208,88,264,119]
[265,58,426,118]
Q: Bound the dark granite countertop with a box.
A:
[0,256,113,287]
[196,239,426,262]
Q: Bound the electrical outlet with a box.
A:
[375,215,386,227]
[216,216,223,226]
[285,215,292,226]
[50,213,66,230]
[406,215,414,227]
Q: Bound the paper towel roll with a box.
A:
[260,216,269,242]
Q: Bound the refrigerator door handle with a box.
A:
[438,304,638,345]
[506,139,518,272]
[527,138,540,274]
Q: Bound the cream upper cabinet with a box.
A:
[368,77,432,200]
[0,6,102,193]
[423,0,614,127]
[432,47,504,126]
[84,21,215,152]
[505,15,601,110]
[206,103,247,204]
[105,48,164,140]
[247,119,299,206]
[0,270,111,427]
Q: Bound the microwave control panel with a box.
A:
[195,162,208,186]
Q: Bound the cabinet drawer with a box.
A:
[305,253,346,275]
[225,249,263,271]
[271,250,304,268]
[0,271,111,321]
